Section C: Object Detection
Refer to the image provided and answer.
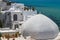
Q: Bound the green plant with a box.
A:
[0,33,2,37]
[0,20,3,28]
[0,12,2,14]
[32,7,35,11]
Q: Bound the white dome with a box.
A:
[22,14,59,39]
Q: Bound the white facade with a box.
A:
[0,0,2,1]
[0,0,11,11]
[1,3,37,30]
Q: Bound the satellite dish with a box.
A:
[22,14,59,40]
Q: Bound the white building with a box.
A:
[1,3,37,30]
[0,0,11,11]
[0,1,37,40]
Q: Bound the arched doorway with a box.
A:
[13,14,17,21]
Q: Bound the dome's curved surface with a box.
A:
[22,14,59,39]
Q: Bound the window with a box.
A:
[5,12,11,22]
[20,13,23,21]
[13,14,17,21]
[15,24,19,29]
